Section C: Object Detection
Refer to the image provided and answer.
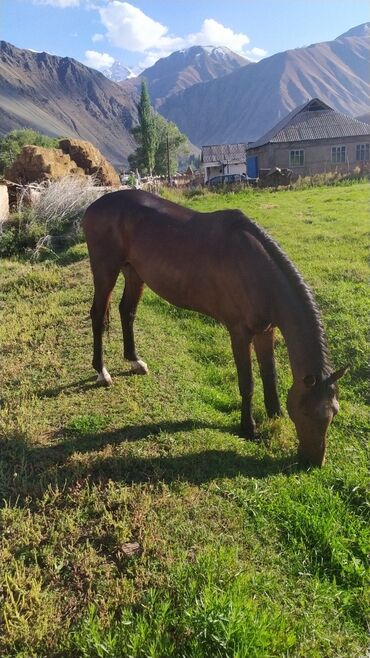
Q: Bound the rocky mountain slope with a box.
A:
[157,24,370,146]
[0,41,138,164]
[138,45,250,108]
[0,25,368,163]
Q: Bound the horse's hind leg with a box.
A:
[229,325,256,439]
[253,328,282,417]
[119,265,148,375]
[90,265,120,386]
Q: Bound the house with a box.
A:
[246,98,370,178]
[201,143,246,184]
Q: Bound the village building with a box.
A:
[246,98,370,178]
[201,143,246,184]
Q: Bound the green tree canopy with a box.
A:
[0,129,60,175]
[129,83,188,177]
[137,80,157,176]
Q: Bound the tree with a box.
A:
[0,129,59,175]
[153,114,188,177]
[129,86,189,177]
[137,80,157,176]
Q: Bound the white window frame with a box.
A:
[289,149,304,167]
[331,145,346,164]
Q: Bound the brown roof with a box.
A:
[202,143,246,163]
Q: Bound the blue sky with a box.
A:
[1,0,369,73]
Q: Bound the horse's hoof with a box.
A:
[130,359,149,375]
[239,423,257,441]
[96,367,113,386]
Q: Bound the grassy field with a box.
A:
[0,182,369,657]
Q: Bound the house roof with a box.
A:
[201,143,246,163]
[248,98,370,149]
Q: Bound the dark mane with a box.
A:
[239,213,331,376]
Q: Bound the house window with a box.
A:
[289,149,304,166]
[331,145,346,163]
[356,143,370,161]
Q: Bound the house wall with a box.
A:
[203,161,246,183]
[247,135,370,176]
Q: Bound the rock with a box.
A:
[120,542,142,557]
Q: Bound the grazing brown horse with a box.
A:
[82,190,347,467]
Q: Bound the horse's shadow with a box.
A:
[39,369,138,398]
[0,418,299,508]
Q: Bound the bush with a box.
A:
[0,176,106,259]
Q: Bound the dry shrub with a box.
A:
[1,176,109,259]
[24,175,106,234]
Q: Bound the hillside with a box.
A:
[0,41,138,165]
[139,45,250,108]
[158,26,370,146]
[1,25,368,161]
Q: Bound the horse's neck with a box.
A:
[275,288,329,382]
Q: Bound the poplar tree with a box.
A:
[137,80,156,176]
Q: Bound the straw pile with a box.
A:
[59,138,120,186]
[5,145,84,184]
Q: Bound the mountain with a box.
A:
[138,45,250,109]
[156,25,370,146]
[0,41,138,164]
[336,23,370,38]
[1,26,369,165]
[101,60,135,82]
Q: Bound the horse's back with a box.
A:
[82,190,276,327]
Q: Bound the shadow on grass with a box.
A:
[39,368,141,398]
[0,419,298,506]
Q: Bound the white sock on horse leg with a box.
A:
[96,367,113,386]
[129,359,149,375]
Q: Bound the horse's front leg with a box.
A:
[229,325,256,439]
[91,285,116,386]
[120,266,148,375]
[253,328,282,417]
[87,257,120,386]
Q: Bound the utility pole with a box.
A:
[167,131,170,184]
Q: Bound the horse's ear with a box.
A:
[327,365,349,385]
[303,374,316,388]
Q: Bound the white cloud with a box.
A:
[248,47,268,59]
[92,33,104,43]
[187,18,250,53]
[98,3,254,61]
[84,49,114,70]
[33,0,80,7]
[99,2,181,51]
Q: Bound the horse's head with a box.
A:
[287,366,348,467]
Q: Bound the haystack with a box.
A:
[59,138,120,187]
[5,145,84,184]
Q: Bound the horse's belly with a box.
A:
[133,261,222,319]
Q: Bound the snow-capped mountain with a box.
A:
[101,60,136,82]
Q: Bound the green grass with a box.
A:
[0,183,369,657]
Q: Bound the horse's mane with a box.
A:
[234,212,331,376]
